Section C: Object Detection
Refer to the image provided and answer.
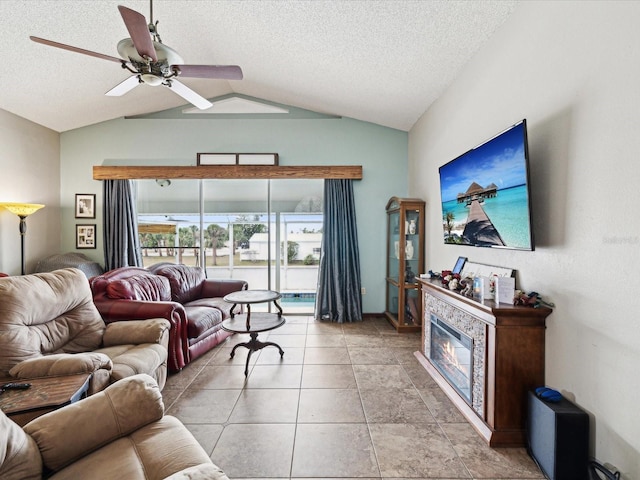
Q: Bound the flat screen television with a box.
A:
[439,119,534,250]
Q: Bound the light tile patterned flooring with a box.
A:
[162,316,544,479]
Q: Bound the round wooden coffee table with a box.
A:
[222,290,286,376]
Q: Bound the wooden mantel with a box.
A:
[93,165,363,180]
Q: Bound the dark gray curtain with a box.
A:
[315,179,362,323]
[103,179,142,271]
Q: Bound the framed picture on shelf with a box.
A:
[75,194,96,219]
[452,256,467,275]
[462,261,514,279]
[197,153,278,166]
[76,224,96,249]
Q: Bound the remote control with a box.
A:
[1,382,31,390]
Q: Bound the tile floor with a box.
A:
[162,316,544,479]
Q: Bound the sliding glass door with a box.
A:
[271,179,323,313]
[136,178,323,314]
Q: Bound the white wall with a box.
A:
[409,1,639,476]
[0,109,60,274]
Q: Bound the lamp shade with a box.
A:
[0,203,45,217]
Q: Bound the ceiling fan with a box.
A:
[30,1,243,110]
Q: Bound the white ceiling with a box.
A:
[0,0,517,133]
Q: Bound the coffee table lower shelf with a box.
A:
[222,312,286,376]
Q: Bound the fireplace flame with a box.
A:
[443,340,469,377]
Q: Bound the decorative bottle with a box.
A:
[409,219,416,235]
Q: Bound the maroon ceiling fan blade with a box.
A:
[30,36,123,63]
[173,64,243,80]
[118,5,157,62]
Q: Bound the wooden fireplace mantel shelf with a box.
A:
[417,278,551,326]
[415,278,552,447]
[93,165,363,180]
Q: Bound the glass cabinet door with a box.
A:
[384,197,425,332]
[403,209,420,284]
[387,210,400,282]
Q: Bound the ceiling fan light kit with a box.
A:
[30,1,243,110]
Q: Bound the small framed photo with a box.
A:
[197,152,279,166]
[452,256,467,275]
[75,194,96,219]
[197,153,237,165]
[237,153,279,165]
[76,224,96,249]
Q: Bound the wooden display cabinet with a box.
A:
[385,197,425,332]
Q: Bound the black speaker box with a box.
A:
[527,390,589,480]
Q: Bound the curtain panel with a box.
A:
[103,179,142,271]
[315,179,362,323]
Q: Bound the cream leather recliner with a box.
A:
[0,374,229,480]
[0,268,170,394]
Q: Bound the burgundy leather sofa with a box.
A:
[90,264,247,372]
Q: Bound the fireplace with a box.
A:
[416,279,551,446]
[429,314,473,404]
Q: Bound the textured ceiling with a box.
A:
[0,0,517,133]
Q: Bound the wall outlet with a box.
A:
[361,287,366,295]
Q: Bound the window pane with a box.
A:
[272,179,323,314]
[137,179,200,267]
[202,179,270,286]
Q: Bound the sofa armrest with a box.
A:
[200,279,248,298]
[94,298,185,325]
[102,318,171,347]
[9,353,112,379]
[23,374,163,473]
[93,299,189,371]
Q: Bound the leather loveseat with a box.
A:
[0,374,229,480]
[90,264,248,372]
[0,268,170,394]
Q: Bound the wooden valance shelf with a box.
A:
[93,165,362,180]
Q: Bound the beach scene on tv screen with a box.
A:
[440,123,532,250]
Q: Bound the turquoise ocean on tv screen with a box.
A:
[442,184,532,249]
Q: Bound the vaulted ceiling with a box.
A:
[0,0,517,133]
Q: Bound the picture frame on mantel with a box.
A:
[452,256,467,275]
[76,224,96,249]
[461,261,514,279]
[75,194,96,219]
[197,153,279,166]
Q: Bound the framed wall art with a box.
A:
[75,194,96,219]
[197,153,279,166]
[76,224,96,249]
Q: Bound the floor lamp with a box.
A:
[1,203,45,275]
